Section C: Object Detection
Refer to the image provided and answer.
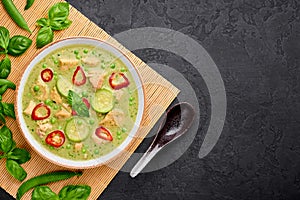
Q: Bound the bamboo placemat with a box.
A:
[0,0,179,199]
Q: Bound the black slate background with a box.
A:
[1,0,300,199]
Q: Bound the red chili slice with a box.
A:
[82,97,90,109]
[95,126,113,141]
[72,66,86,86]
[31,103,51,120]
[41,68,53,82]
[45,130,65,148]
[109,72,130,90]
[72,97,90,115]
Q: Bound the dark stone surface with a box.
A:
[1,0,300,199]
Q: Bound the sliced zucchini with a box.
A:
[91,88,114,113]
[56,76,73,98]
[65,118,89,142]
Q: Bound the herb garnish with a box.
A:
[0,126,31,181]
[36,2,72,48]
[67,90,89,117]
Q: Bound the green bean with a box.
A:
[0,79,16,90]
[1,0,31,33]
[0,85,8,95]
[24,0,34,10]
[16,170,82,200]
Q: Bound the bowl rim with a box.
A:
[15,36,145,169]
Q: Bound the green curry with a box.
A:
[22,44,138,160]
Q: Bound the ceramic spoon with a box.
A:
[130,102,196,178]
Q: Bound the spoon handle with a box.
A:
[130,145,160,178]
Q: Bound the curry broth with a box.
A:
[22,44,138,160]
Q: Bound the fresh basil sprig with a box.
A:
[32,185,91,200]
[0,26,32,83]
[0,26,32,56]
[36,2,72,48]
[67,90,89,117]
[0,126,31,181]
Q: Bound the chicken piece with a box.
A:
[62,103,72,113]
[74,143,83,151]
[114,90,124,101]
[32,79,49,101]
[39,123,53,132]
[99,109,125,127]
[23,101,36,115]
[50,87,62,104]
[87,70,106,90]
[36,128,46,138]
[36,119,50,126]
[82,56,100,67]
[92,134,110,145]
[55,107,71,119]
[36,119,51,138]
[59,58,79,70]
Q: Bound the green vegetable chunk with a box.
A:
[56,77,73,98]
[91,88,114,113]
[5,159,27,181]
[1,0,32,33]
[32,186,59,200]
[16,171,82,200]
[7,35,32,56]
[58,185,91,200]
[0,79,16,90]
[65,118,89,142]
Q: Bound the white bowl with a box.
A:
[16,37,144,169]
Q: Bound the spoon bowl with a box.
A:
[130,102,195,178]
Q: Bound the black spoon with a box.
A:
[130,102,196,178]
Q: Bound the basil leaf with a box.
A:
[0,125,13,153]
[48,2,69,22]
[2,102,15,119]
[7,36,32,56]
[0,113,5,124]
[50,19,72,31]
[37,18,50,27]
[0,57,11,79]
[5,159,27,181]
[0,26,9,52]
[36,27,53,48]
[58,185,91,200]
[32,186,60,200]
[67,90,89,117]
[7,148,30,164]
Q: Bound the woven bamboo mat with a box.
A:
[0,0,179,199]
